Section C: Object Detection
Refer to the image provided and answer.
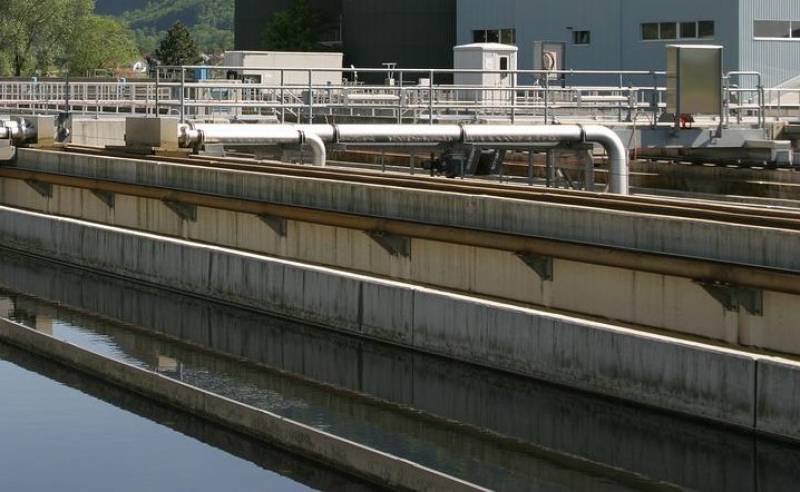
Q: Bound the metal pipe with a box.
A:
[185,123,327,167]
[460,124,628,194]
[179,123,629,193]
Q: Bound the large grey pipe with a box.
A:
[0,120,35,145]
[460,125,629,194]
[182,123,628,194]
[184,123,327,167]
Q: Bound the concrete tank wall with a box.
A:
[0,204,765,433]
[15,149,800,273]
[3,176,800,356]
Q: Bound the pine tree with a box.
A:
[155,22,201,66]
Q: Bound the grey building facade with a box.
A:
[457,0,800,87]
[234,0,343,52]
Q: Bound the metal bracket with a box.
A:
[90,189,115,208]
[516,252,553,281]
[25,179,52,198]
[163,200,197,222]
[696,280,763,316]
[258,214,287,237]
[367,231,410,257]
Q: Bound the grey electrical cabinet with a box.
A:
[666,45,723,116]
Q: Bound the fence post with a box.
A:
[544,75,550,125]
[429,69,434,125]
[280,69,285,123]
[180,67,186,123]
[308,69,313,123]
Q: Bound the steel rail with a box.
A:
[59,145,800,230]
[1,167,798,296]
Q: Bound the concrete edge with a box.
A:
[0,317,489,492]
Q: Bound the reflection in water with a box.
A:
[1,249,800,491]
[0,344,374,492]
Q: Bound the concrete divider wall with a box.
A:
[15,149,800,272]
[0,317,485,492]
[4,177,800,356]
[0,205,760,430]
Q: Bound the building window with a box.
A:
[680,22,697,38]
[499,57,509,71]
[698,20,715,38]
[660,22,677,40]
[642,23,659,40]
[642,21,714,40]
[754,20,800,39]
[573,30,591,45]
[473,28,517,44]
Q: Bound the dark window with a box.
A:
[792,21,800,38]
[698,20,715,38]
[486,30,500,43]
[642,23,659,40]
[501,29,516,44]
[680,22,697,38]
[754,20,791,38]
[499,57,509,71]
[473,30,488,43]
[573,30,591,45]
[660,22,677,39]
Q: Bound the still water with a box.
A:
[0,344,373,492]
[1,249,800,491]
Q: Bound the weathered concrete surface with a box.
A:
[0,205,760,429]
[68,118,126,147]
[757,357,800,442]
[3,177,800,355]
[15,148,800,272]
[0,317,486,492]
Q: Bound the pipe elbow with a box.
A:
[582,125,629,195]
[301,130,327,167]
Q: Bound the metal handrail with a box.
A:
[0,67,788,125]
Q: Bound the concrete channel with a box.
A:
[4,250,800,491]
[1,204,800,443]
[0,316,486,492]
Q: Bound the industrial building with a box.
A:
[234,0,456,75]
[234,0,343,52]
[457,0,800,87]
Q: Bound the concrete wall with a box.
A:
[0,204,764,431]
[3,175,800,356]
[68,118,126,147]
[15,149,800,273]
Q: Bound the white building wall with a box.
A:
[739,0,800,87]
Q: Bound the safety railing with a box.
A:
[0,66,785,126]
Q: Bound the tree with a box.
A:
[67,16,139,76]
[262,0,321,51]
[0,0,93,76]
[155,22,201,66]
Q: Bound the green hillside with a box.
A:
[95,0,234,54]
